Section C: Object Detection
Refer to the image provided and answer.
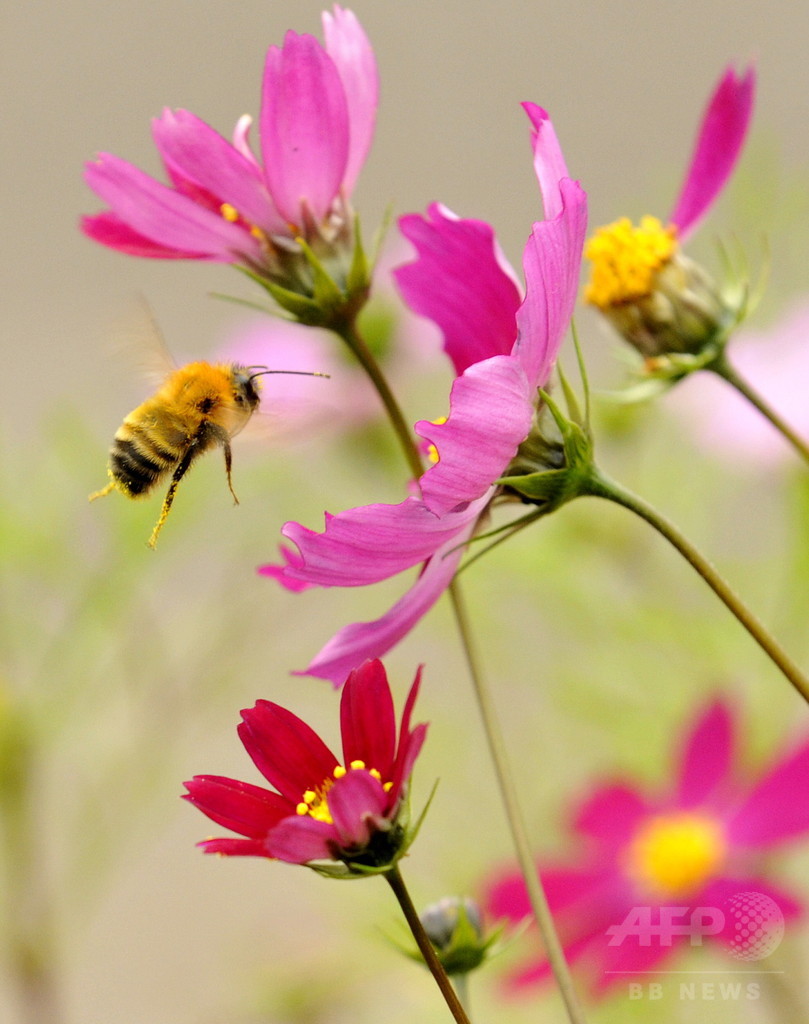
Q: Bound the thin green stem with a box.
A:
[584,467,809,705]
[340,317,585,1021]
[447,581,588,1024]
[385,866,472,1024]
[708,351,809,466]
[335,318,424,481]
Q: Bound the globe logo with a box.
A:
[724,891,784,961]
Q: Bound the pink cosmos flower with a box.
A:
[485,698,809,995]
[81,6,377,276]
[183,659,426,872]
[259,105,587,685]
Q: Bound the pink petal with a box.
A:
[152,108,286,234]
[279,491,483,587]
[84,153,262,261]
[593,928,680,993]
[257,543,318,593]
[182,775,291,837]
[573,783,651,848]
[521,103,570,220]
[675,698,735,808]
[395,203,523,376]
[80,211,210,259]
[668,65,755,241]
[340,659,396,776]
[297,520,478,685]
[725,736,809,847]
[416,356,533,515]
[327,769,388,847]
[237,700,339,803]
[260,31,349,224]
[513,178,588,389]
[700,875,803,952]
[322,5,378,197]
[266,815,338,863]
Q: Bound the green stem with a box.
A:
[448,581,588,1024]
[335,318,424,481]
[583,467,809,705]
[707,351,809,466]
[385,866,472,1024]
[340,318,585,1022]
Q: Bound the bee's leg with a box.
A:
[88,481,115,502]
[148,444,197,549]
[222,440,239,505]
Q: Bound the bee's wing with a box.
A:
[110,294,178,391]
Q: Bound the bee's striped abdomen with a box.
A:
[109,417,182,497]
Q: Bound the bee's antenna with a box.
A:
[249,369,330,380]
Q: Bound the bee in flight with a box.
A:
[90,359,326,548]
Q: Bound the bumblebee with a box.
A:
[90,360,322,548]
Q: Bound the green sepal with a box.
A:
[296,237,345,311]
[498,389,594,510]
[346,214,372,298]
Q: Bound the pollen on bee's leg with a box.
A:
[88,479,115,502]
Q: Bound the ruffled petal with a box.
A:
[84,153,262,261]
[668,65,755,241]
[725,736,809,847]
[675,698,735,808]
[297,521,478,685]
[151,108,287,234]
[322,5,378,197]
[279,491,483,587]
[521,103,570,220]
[237,700,339,803]
[260,31,349,224]
[513,178,587,389]
[257,543,318,592]
[416,356,533,515]
[182,775,291,837]
[340,659,396,775]
[395,203,522,376]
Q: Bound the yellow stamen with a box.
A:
[220,202,240,223]
[584,216,678,309]
[425,417,447,465]
[295,760,391,826]
[627,812,727,898]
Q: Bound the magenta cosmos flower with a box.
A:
[485,698,809,995]
[585,64,755,358]
[259,105,587,685]
[82,6,377,285]
[183,659,426,874]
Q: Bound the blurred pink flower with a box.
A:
[665,300,809,466]
[183,659,426,872]
[260,106,587,685]
[81,6,377,275]
[485,698,809,995]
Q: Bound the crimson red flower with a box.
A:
[183,660,427,875]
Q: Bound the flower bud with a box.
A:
[585,216,736,361]
[419,897,494,975]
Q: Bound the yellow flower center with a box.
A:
[626,812,727,898]
[295,761,392,824]
[584,216,678,309]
